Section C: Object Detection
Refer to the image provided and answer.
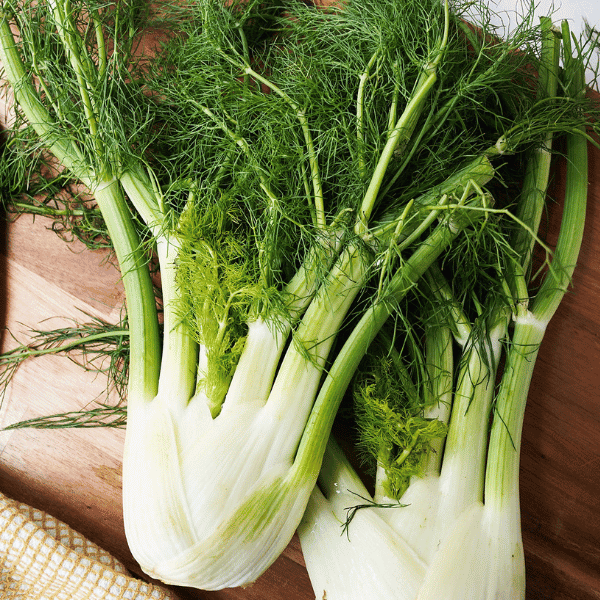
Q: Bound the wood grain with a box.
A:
[1,147,599,600]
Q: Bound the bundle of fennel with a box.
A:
[297,18,599,600]
[1,0,599,597]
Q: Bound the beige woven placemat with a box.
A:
[0,491,180,600]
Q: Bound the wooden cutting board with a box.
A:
[1,143,599,600]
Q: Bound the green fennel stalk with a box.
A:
[0,3,162,412]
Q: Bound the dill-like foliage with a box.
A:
[0,123,112,250]
[2,0,599,511]
[0,316,129,428]
[352,336,448,499]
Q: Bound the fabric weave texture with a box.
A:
[0,492,179,600]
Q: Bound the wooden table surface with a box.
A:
[1,141,600,599]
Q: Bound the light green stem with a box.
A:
[118,168,164,232]
[93,180,161,406]
[532,23,588,324]
[510,17,561,278]
[354,0,449,235]
[438,313,507,508]
[0,10,89,182]
[355,70,438,235]
[0,330,128,361]
[387,64,401,136]
[486,34,588,507]
[119,170,198,409]
[0,10,161,406]
[357,51,379,180]
[425,263,472,347]
[484,317,543,510]
[221,235,343,417]
[241,65,325,229]
[293,197,485,482]
[421,322,453,475]
[155,237,198,408]
[92,9,107,81]
[49,0,104,164]
[265,244,370,436]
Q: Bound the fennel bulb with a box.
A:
[415,500,524,600]
[382,312,507,564]
[299,20,592,600]
[299,440,427,600]
[418,23,589,600]
[121,243,368,589]
[122,351,318,588]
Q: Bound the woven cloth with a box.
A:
[0,491,180,600]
